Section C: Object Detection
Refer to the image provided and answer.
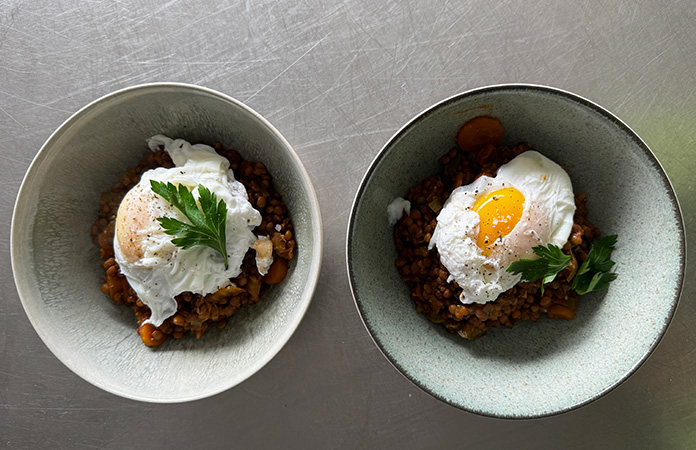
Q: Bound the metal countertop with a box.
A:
[1,1,694,448]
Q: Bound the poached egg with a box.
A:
[429,151,575,304]
[114,135,264,326]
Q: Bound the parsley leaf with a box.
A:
[571,235,618,295]
[150,180,229,270]
[506,244,570,295]
[506,235,619,296]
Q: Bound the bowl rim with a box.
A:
[10,82,324,403]
[345,83,686,419]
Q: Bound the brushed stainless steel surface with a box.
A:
[1,0,694,448]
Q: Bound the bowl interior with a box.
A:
[12,84,321,402]
[348,85,684,418]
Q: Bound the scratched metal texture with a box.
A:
[1,0,695,448]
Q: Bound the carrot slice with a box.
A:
[456,116,504,151]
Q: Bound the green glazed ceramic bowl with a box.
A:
[11,83,323,403]
[347,84,685,418]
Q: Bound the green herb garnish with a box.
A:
[571,235,618,295]
[506,235,618,295]
[506,244,570,295]
[150,180,229,269]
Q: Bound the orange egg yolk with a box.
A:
[472,187,525,256]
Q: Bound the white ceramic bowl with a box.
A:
[347,84,685,418]
[11,83,322,403]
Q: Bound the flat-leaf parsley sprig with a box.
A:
[505,244,570,295]
[150,181,229,269]
[571,234,618,295]
[506,235,618,295]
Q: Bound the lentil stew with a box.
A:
[91,142,296,347]
[393,119,600,340]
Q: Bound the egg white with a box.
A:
[429,151,575,305]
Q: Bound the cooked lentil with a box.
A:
[91,142,295,346]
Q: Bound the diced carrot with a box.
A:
[546,304,575,320]
[263,257,289,285]
[137,323,166,347]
